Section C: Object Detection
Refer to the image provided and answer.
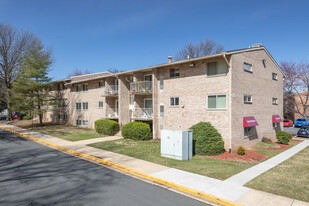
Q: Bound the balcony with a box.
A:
[104,85,118,96]
[105,107,119,119]
[130,81,152,95]
[132,108,153,120]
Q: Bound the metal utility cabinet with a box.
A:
[160,130,193,161]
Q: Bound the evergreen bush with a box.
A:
[276,131,290,145]
[95,119,119,136]
[121,121,151,140]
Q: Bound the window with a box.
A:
[76,85,82,92]
[82,84,88,92]
[83,120,89,126]
[129,94,134,105]
[61,99,68,107]
[58,114,62,120]
[63,114,68,120]
[76,102,81,110]
[98,81,104,88]
[272,98,278,105]
[170,68,180,78]
[273,123,278,128]
[57,84,63,91]
[170,97,179,106]
[207,95,227,109]
[160,79,164,90]
[272,73,278,80]
[244,95,252,104]
[98,101,103,108]
[144,74,152,81]
[207,60,228,76]
[262,59,267,68]
[244,63,252,72]
[160,105,164,117]
[76,120,81,126]
[49,114,53,119]
[244,127,252,137]
[83,102,88,110]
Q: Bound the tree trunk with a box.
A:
[39,114,43,126]
[7,90,12,121]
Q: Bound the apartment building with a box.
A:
[46,44,284,152]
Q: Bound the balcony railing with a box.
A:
[132,108,153,120]
[106,107,119,118]
[130,81,152,94]
[104,85,118,96]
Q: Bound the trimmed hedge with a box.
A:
[276,131,290,145]
[237,146,245,155]
[189,122,224,156]
[95,119,119,136]
[22,115,32,120]
[121,121,151,140]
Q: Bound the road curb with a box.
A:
[0,126,242,206]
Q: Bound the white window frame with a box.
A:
[272,73,278,80]
[98,101,103,108]
[76,85,82,92]
[82,102,88,110]
[170,97,180,107]
[244,63,252,72]
[272,98,278,105]
[160,104,164,117]
[159,79,164,90]
[207,94,227,109]
[76,120,81,126]
[63,114,68,120]
[76,102,81,110]
[82,84,88,92]
[83,120,89,126]
[244,127,252,137]
[170,68,180,78]
[244,94,252,104]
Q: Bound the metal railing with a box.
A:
[132,108,153,119]
[130,81,152,94]
[104,85,118,96]
[106,107,119,118]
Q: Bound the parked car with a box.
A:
[283,119,293,127]
[0,115,7,120]
[297,126,309,138]
[13,115,18,120]
[294,118,309,127]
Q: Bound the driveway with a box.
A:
[0,129,209,206]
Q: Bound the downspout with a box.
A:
[224,53,232,153]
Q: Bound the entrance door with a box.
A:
[144,99,153,118]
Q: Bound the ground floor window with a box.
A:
[244,127,252,137]
[76,120,81,126]
[208,94,226,109]
[99,101,103,108]
[83,120,89,126]
[273,122,278,128]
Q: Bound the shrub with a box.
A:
[22,115,32,120]
[95,119,119,136]
[189,122,224,156]
[276,131,290,145]
[262,137,272,143]
[237,146,245,155]
[121,121,151,140]
[288,133,293,139]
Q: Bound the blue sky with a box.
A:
[1,0,308,80]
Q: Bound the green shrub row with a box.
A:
[276,131,290,144]
[122,121,151,140]
[190,122,224,156]
[22,115,32,120]
[95,119,119,136]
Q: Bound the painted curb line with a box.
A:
[0,126,242,206]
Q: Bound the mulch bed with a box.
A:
[197,150,268,163]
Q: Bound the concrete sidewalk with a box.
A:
[1,124,308,206]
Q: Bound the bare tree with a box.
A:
[281,61,309,119]
[67,68,91,78]
[107,68,124,74]
[176,39,224,61]
[0,24,36,120]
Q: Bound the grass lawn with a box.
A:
[89,139,302,180]
[245,146,309,202]
[14,121,104,141]
[254,140,300,160]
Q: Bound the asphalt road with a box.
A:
[283,126,299,136]
[0,129,209,206]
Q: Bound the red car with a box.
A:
[283,119,293,127]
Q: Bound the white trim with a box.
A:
[169,96,180,107]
